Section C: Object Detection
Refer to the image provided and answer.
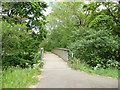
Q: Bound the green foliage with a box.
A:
[40,29,69,51]
[2,65,41,88]
[41,1,120,71]
[83,1,120,36]
[69,28,119,68]
[2,1,120,81]
[2,2,48,30]
[88,56,119,69]
[71,59,118,78]
[89,14,115,30]
[2,21,43,69]
[39,61,44,68]
[2,21,27,56]
[33,51,41,63]
[2,56,30,69]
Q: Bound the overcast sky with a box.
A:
[43,0,118,16]
[42,1,108,16]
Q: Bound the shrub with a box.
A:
[2,21,42,69]
[69,28,120,68]
[89,14,115,30]
[88,56,119,69]
[2,56,31,69]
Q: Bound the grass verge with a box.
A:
[2,66,41,88]
[44,51,51,54]
[68,60,118,79]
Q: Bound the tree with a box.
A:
[2,20,44,68]
[2,2,48,68]
[2,2,48,31]
[89,14,115,30]
[47,2,85,32]
[41,2,120,69]
[83,1,120,35]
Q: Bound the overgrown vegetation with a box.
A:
[2,2,47,68]
[69,28,119,69]
[1,1,120,88]
[68,58,118,78]
[2,2,48,88]
[41,1,120,75]
[2,65,41,88]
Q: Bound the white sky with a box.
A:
[43,0,118,16]
[42,1,107,16]
[43,7,52,16]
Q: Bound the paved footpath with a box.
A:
[35,53,118,88]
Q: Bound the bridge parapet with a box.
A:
[52,48,69,62]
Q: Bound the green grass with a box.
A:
[2,66,41,88]
[44,51,51,54]
[68,60,118,79]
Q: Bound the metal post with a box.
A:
[40,50,42,61]
[40,48,43,68]
[68,50,70,61]
[72,53,73,61]
[71,52,73,68]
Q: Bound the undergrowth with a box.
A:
[2,65,41,88]
[68,59,118,79]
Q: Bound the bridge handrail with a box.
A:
[52,48,73,62]
[53,48,69,51]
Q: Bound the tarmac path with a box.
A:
[35,53,118,88]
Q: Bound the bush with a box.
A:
[69,28,120,68]
[88,56,119,69]
[2,21,42,69]
[89,14,115,30]
[2,56,31,69]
